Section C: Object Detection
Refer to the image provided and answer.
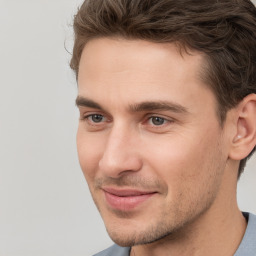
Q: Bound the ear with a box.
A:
[229,94,256,161]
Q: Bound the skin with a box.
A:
[76,38,249,256]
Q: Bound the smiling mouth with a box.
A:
[102,187,157,211]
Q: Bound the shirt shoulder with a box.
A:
[234,212,256,256]
[93,244,130,256]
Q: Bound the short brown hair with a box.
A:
[70,0,256,177]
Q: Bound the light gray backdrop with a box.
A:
[0,1,255,255]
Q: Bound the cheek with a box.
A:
[144,128,223,191]
[76,127,104,181]
[143,134,225,221]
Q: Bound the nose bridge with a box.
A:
[98,122,142,177]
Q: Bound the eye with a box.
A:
[149,116,167,126]
[80,112,110,132]
[87,114,105,123]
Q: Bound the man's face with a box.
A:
[76,38,230,246]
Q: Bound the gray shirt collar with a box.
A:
[234,212,256,255]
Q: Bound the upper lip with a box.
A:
[102,187,157,197]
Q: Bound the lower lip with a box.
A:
[104,191,155,211]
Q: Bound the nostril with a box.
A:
[98,151,143,178]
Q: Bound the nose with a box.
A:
[98,125,143,178]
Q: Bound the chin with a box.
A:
[105,220,180,247]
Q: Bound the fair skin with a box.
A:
[76,38,256,256]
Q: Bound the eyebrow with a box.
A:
[76,96,103,110]
[129,101,188,114]
[76,96,189,114]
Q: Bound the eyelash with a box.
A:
[147,116,169,126]
[81,113,173,128]
[80,113,108,124]
[85,114,106,123]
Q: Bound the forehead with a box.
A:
[78,38,204,81]
[77,38,215,113]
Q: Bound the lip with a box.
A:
[102,187,157,211]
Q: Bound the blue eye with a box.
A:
[150,116,166,126]
[89,114,104,123]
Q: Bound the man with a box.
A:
[70,0,256,255]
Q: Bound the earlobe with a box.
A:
[229,94,256,161]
